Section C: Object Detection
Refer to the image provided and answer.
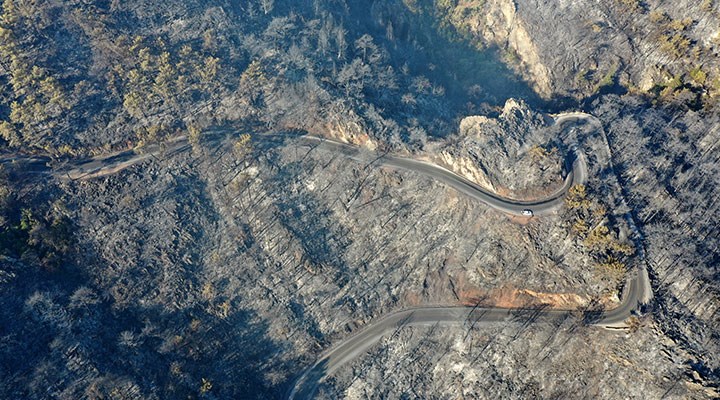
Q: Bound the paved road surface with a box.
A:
[286,112,652,400]
[1,112,652,400]
[297,135,586,216]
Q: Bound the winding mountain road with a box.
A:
[287,266,652,399]
[1,111,653,400]
[286,112,652,400]
[296,135,586,216]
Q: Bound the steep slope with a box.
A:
[428,0,720,107]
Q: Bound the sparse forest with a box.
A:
[1,0,719,399]
[0,0,536,157]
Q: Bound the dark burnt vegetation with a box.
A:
[0,0,542,158]
[593,94,720,387]
[0,166,73,271]
[0,0,719,398]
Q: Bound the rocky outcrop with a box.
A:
[479,0,554,98]
[434,0,553,98]
[437,0,720,103]
[429,99,565,199]
[321,109,380,150]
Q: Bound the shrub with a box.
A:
[566,184,591,210]
[689,66,707,85]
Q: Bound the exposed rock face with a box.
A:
[440,0,626,99]
[478,0,554,98]
[438,0,720,101]
[431,99,565,199]
[323,113,379,151]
